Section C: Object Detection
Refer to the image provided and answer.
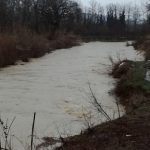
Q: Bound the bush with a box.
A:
[0,32,50,66]
[110,60,132,78]
[0,30,81,68]
[0,34,18,67]
[48,32,81,49]
[16,30,49,60]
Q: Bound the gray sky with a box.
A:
[75,0,147,7]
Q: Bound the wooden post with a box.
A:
[31,112,36,150]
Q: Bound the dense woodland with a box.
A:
[0,0,150,38]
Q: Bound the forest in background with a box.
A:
[0,0,150,67]
[0,0,150,38]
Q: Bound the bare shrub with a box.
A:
[16,31,49,59]
[0,117,16,150]
[0,31,50,66]
[48,32,81,50]
[0,34,18,67]
[109,56,132,78]
[0,29,81,68]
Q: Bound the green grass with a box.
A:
[125,61,150,93]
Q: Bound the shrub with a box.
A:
[0,30,81,68]
[0,34,18,67]
[48,32,81,50]
[16,31,49,59]
[110,59,132,78]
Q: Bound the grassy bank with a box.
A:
[133,35,150,60]
[50,60,150,150]
[0,31,80,67]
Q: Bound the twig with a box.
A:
[7,117,16,139]
[88,83,111,121]
[116,98,121,118]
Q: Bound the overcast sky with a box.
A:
[75,0,147,7]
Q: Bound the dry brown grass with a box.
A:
[0,32,50,65]
[0,34,18,67]
[16,31,49,60]
[48,31,81,50]
[0,30,80,67]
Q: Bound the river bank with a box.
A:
[52,48,150,150]
[0,31,80,68]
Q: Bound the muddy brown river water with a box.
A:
[0,42,142,149]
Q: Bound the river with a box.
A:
[0,42,142,149]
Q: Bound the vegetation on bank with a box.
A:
[0,31,80,67]
[52,59,150,150]
[111,60,150,111]
[0,0,150,68]
[133,35,150,60]
[50,36,150,149]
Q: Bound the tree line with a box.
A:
[0,0,150,38]
[0,0,82,33]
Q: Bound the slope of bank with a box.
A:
[0,31,80,68]
[53,59,150,150]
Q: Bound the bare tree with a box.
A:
[132,4,141,31]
